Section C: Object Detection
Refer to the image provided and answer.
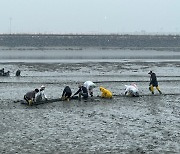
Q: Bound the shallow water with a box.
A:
[0,48,180,153]
[1,48,180,62]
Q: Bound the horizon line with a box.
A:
[0,32,180,36]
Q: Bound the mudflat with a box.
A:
[0,48,180,153]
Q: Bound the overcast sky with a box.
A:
[0,0,180,34]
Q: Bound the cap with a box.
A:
[148,71,152,74]
[40,85,45,89]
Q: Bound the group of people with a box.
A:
[23,71,162,105]
[60,81,114,102]
[24,81,113,105]
[124,70,162,96]
[0,68,21,77]
[0,68,10,76]
[24,85,47,106]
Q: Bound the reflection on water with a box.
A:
[1,49,180,63]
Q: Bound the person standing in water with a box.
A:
[148,71,162,95]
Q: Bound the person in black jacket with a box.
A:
[0,68,4,76]
[16,69,21,76]
[61,86,72,101]
[148,71,162,94]
[73,84,88,101]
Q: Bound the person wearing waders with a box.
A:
[148,71,162,94]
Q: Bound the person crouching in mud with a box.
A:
[15,69,21,77]
[24,89,39,105]
[0,68,4,76]
[61,86,72,101]
[125,83,139,97]
[83,81,96,97]
[35,85,48,102]
[99,86,113,99]
[148,71,162,95]
[73,84,88,101]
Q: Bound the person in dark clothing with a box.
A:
[3,71,10,76]
[61,86,72,101]
[16,69,21,76]
[148,71,162,94]
[73,84,88,101]
[0,68,4,76]
[24,89,39,105]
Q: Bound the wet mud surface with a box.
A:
[0,49,180,153]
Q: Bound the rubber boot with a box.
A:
[150,85,154,94]
[156,86,162,94]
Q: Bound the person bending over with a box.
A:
[16,69,21,77]
[35,85,48,102]
[73,84,88,101]
[0,68,4,76]
[99,86,112,99]
[83,81,96,97]
[24,88,39,105]
[61,86,72,101]
[125,83,139,97]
